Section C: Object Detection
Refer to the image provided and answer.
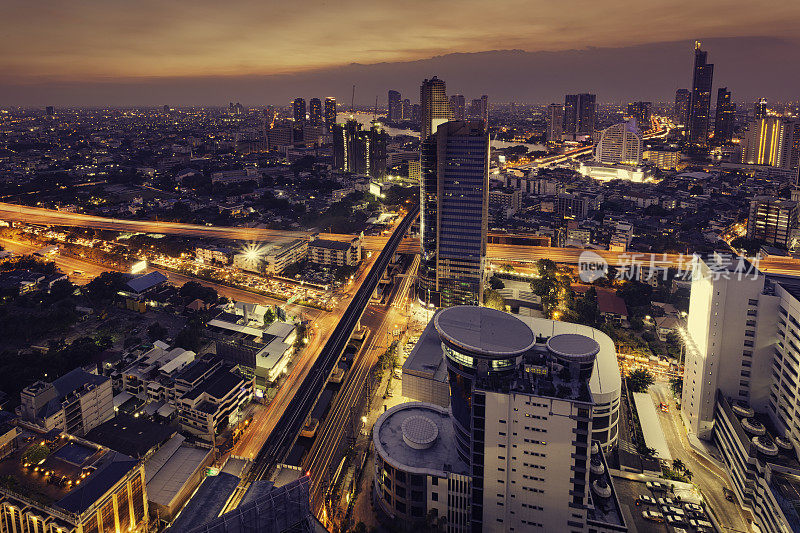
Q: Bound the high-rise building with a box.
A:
[45,105,55,116]
[742,117,800,169]
[332,119,387,178]
[308,97,322,125]
[679,254,800,532]
[418,120,488,308]
[292,97,306,122]
[388,90,402,121]
[402,98,412,121]
[450,94,466,120]
[626,101,651,130]
[420,77,451,140]
[376,306,624,531]
[754,97,768,120]
[324,97,337,128]
[746,196,798,248]
[674,89,691,127]
[563,93,597,139]
[688,41,714,148]
[545,103,563,143]
[594,121,643,165]
[467,95,489,126]
[713,87,735,144]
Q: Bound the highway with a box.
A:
[5,202,800,275]
[303,253,419,522]
[239,205,418,492]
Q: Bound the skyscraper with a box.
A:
[418,120,489,308]
[292,98,306,122]
[754,97,768,120]
[746,196,798,248]
[402,99,411,121]
[332,119,387,178]
[546,103,564,143]
[594,120,643,165]
[388,90,402,121]
[467,95,489,126]
[45,105,55,117]
[308,98,322,125]
[324,97,337,129]
[713,87,735,144]
[420,76,450,140]
[674,88,691,127]
[742,117,800,169]
[626,101,651,130]
[449,94,466,120]
[563,93,596,139]
[688,41,714,148]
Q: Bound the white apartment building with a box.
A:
[18,369,114,436]
[681,254,800,532]
[263,238,308,275]
[594,121,643,166]
[308,237,362,267]
[375,307,626,533]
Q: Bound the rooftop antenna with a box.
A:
[373,95,378,120]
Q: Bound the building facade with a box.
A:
[680,254,800,532]
[324,97,336,129]
[674,89,691,127]
[563,93,596,140]
[746,197,798,249]
[546,103,564,144]
[374,307,624,532]
[308,237,362,267]
[18,369,114,437]
[594,121,643,165]
[688,41,714,148]
[420,77,451,141]
[418,120,489,308]
[714,87,736,144]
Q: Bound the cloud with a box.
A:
[2,0,800,81]
[1,37,797,106]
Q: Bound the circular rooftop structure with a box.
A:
[434,306,536,358]
[547,333,600,364]
[402,415,439,450]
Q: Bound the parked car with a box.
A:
[683,502,703,512]
[657,497,676,506]
[689,518,714,529]
[666,514,686,526]
[647,481,668,492]
[635,495,657,506]
[642,510,664,523]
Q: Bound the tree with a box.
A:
[626,368,655,393]
[683,469,693,481]
[537,258,557,278]
[670,376,683,397]
[672,458,686,472]
[617,280,653,308]
[49,279,75,301]
[86,271,128,301]
[147,322,168,342]
[483,289,506,311]
[488,276,505,290]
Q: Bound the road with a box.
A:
[303,253,419,523]
[649,383,750,532]
[7,202,800,277]
[227,254,377,461]
[238,205,418,497]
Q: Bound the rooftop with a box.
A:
[373,402,469,477]
[126,270,168,293]
[402,318,447,384]
[433,305,536,358]
[309,238,352,251]
[84,413,176,458]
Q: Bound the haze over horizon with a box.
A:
[2,0,800,106]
